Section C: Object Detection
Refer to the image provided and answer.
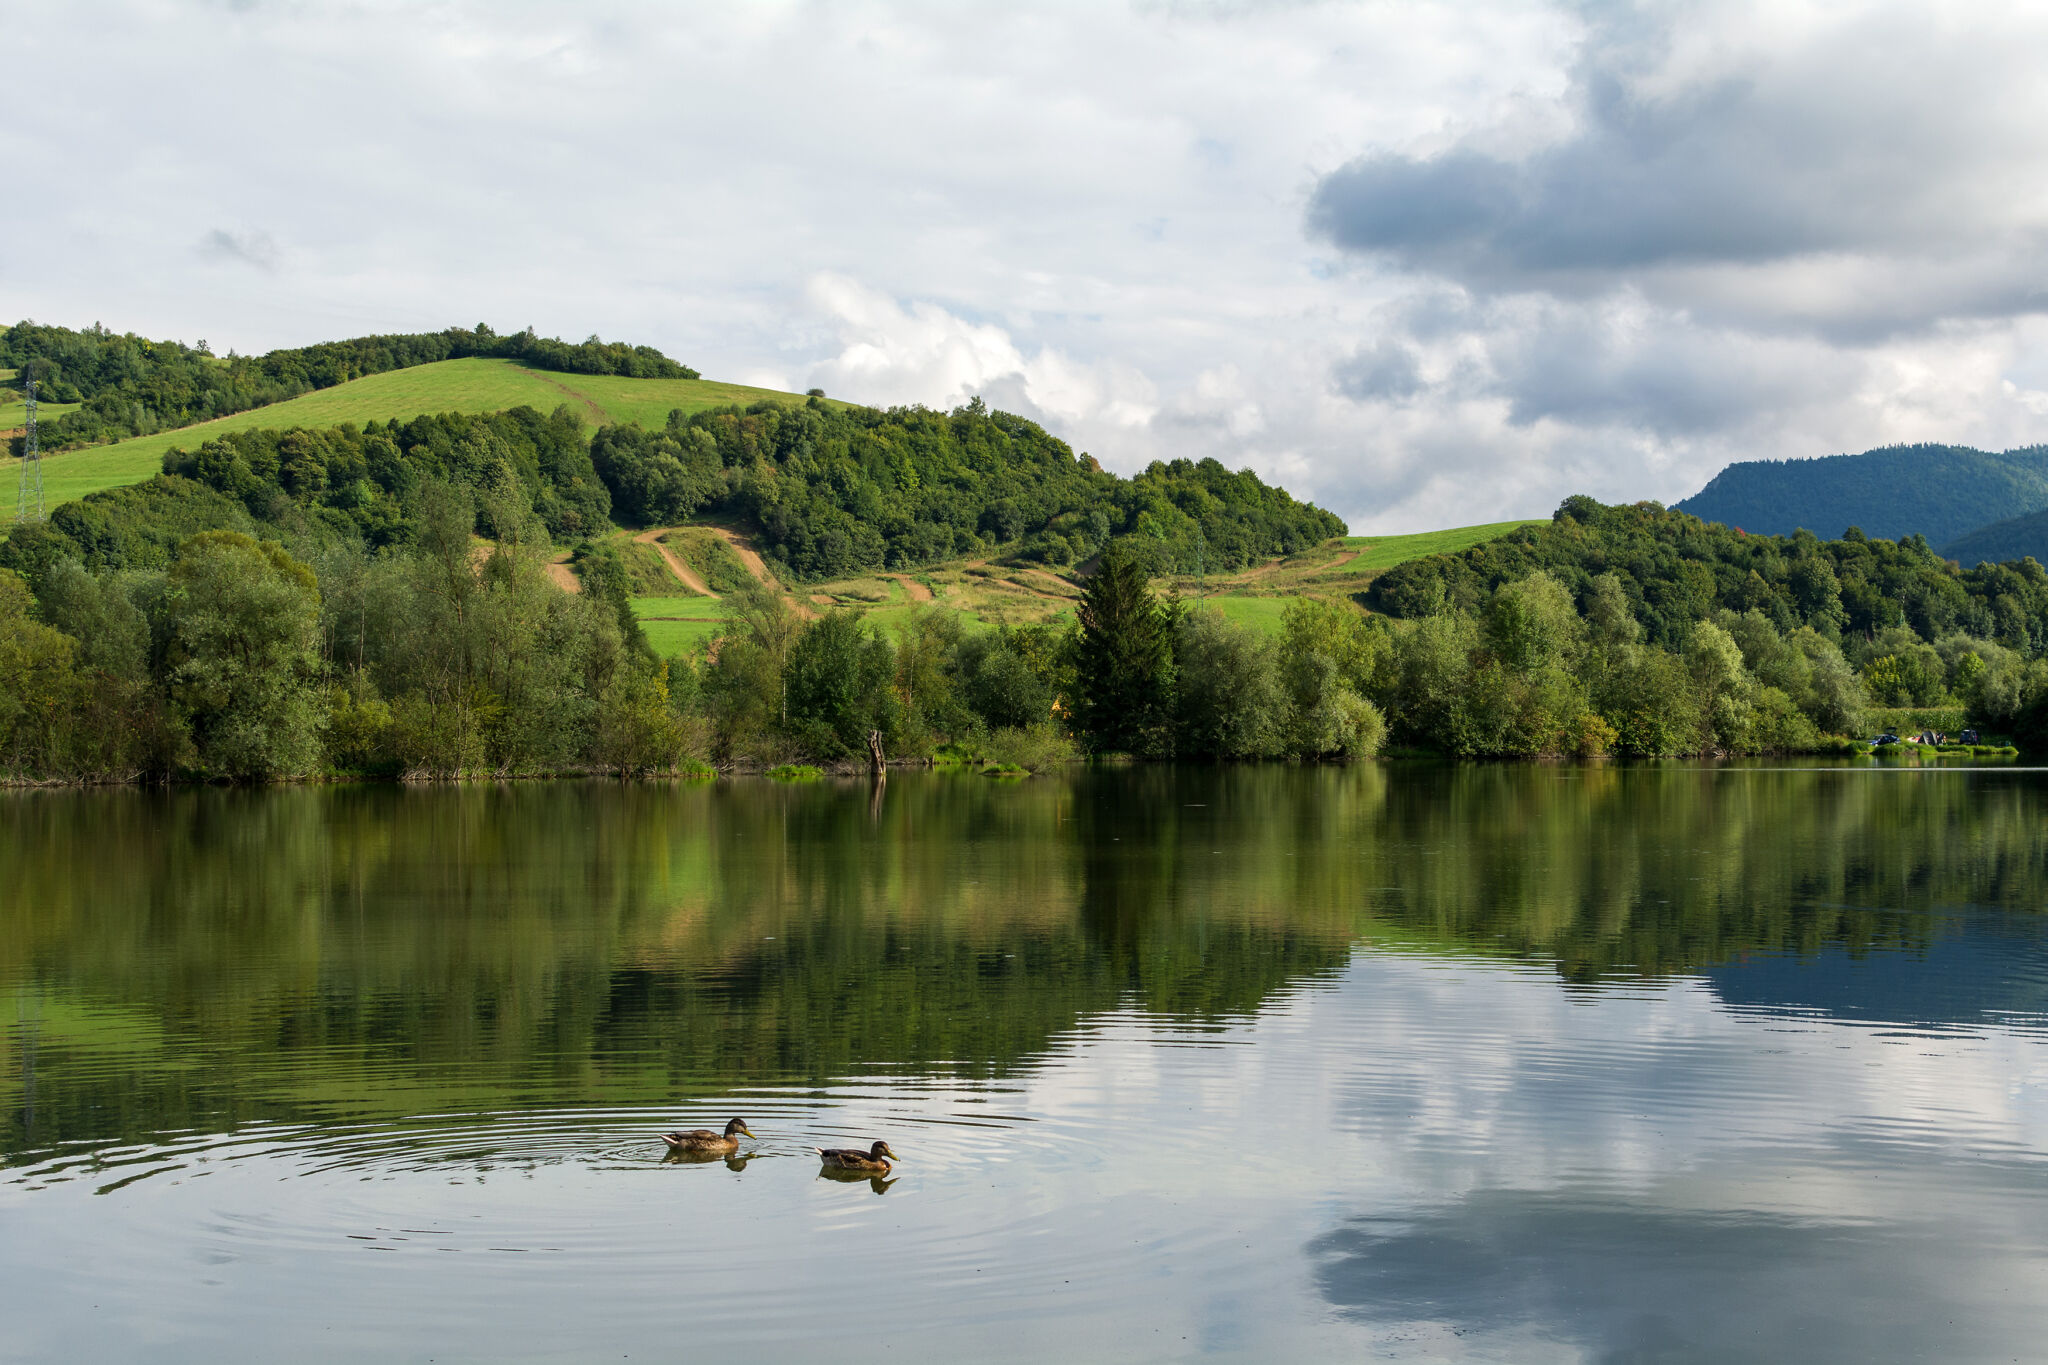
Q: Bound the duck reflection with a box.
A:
[661,1149,757,1173]
[816,1166,896,1195]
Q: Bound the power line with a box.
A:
[14,363,41,523]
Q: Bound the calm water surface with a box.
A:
[5,764,2048,1362]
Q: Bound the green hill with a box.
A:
[1,320,698,455]
[0,357,812,509]
[1331,520,1544,573]
[1674,443,2048,545]
[1940,507,2048,567]
[1368,493,2048,650]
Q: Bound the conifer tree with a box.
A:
[1072,544,1173,754]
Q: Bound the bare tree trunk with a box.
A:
[866,728,886,773]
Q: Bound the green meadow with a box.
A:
[1333,519,1543,572]
[0,358,816,509]
[1195,596,1295,632]
[631,595,732,656]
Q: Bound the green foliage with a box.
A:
[3,320,695,454]
[589,422,725,527]
[783,612,901,759]
[0,569,84,776]
[700,583,803,761]
[587,399,1343,579]
[890,608,972,753]
[592,660,697,776]
[1071,545,1176,755]
[1941,505,2048,568]
[162,532,326,779]
[978,721,1079,773]
[1275,599,1387,759]
[1174,609,1282,758]
[572,541,650,656]
[1675,441,2048,547]
[0,476,254,581]
[1361,562,1884,757]
[958,626,1057,732]
[1370,495,2048,655]
[163,406,610,544]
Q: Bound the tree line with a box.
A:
[0,393,1353,781]
[1372,495,2048,653]
[22,407,2048,779]
[2,321,696,454]
[590,394,1344,580]
[8,396,1342,591]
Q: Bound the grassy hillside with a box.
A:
[1333,520,1545,573]
[0,358,813,509]
[3,331,1540,660]
[1675,443,2048,545]
[1940,507,2048,567]
[0,369,80,433]
[610,518,1538,657]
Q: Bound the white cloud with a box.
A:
[13,1,2048,532]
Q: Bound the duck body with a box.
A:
[662,1117,754,1153]
[815,1140,897,1174]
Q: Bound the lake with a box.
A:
[4,763,2048,1362]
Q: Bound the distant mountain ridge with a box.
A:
[1940,506,2048,567]
[1675,443,2048,547]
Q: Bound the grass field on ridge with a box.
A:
[0,358,816,510]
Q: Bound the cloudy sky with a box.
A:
[16,0,2048,531]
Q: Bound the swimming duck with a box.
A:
[814,1140,897,1173]
[661,1117,755,1154]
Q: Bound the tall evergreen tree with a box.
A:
[1072,545,1173,754]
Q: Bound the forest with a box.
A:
[2,320,695,454]
[0,395,1353,781]
[15,401,2048,780]
[1370,495,2048,652]
[6,396,1340,587]
[589,396,1344,578]
[1938,505,2048,569]
[1673,441,2048,547]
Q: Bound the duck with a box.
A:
[661,1117,755,1154]
[814,1139,897,1173]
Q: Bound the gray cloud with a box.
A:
[1485,306,1861,436]
[199,229,278,272]
[1308,1,2048,335]
[1331,339,1422,402]
[1309,82,1863,276]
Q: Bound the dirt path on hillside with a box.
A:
[890,574,933,602]
[707,526,816,618]
[511,366,611,425]
[1019,568,1080,597]
[710,527,776,585]
[633,528,718,598]
[987,575,1073,604]
[1326,549,1362,570]
[476,540,582,593]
